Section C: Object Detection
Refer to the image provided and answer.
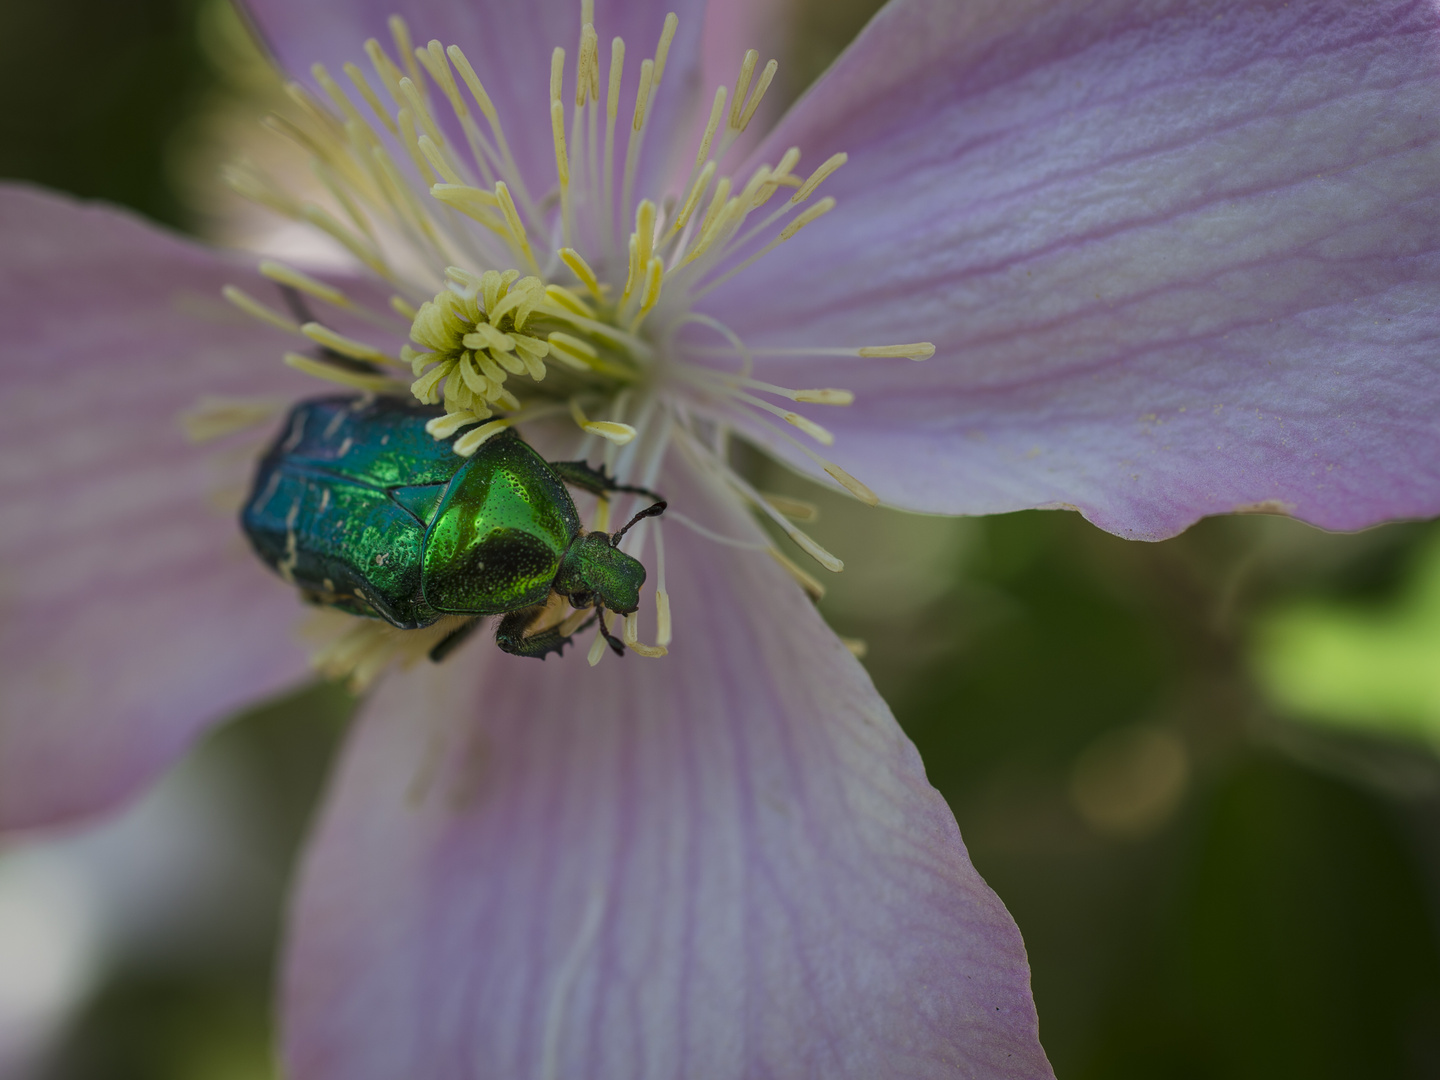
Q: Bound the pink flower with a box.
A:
[4,0,1439,1075]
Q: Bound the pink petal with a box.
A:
[0,186,318,830]
[701,0,1440,538]
[697,0,788,164]
[243,0,711,203]
[283,457,1049,1078]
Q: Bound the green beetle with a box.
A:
[241,394,665,659]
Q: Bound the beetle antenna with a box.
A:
[612,500,667,545]
[597,607,627,656]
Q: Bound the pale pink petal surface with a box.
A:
[703,0,1440,538]
[0,186,317,830]
[243,0,711,204]
[283,456,1050,1079]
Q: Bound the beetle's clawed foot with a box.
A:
[596,608,627,657]
[494,602,602,660]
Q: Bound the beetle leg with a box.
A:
[495,605,596,659]
[596,607,627,657]
[427,617,482,663]
[549,459,664,504]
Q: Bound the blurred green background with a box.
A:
[4,0,1440,1076]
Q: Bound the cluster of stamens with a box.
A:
[212,2,936,675]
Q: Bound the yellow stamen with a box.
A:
[670,159,717,239]
[363,38,406,101]
[793,389,854,405]
[430,183,507,233]
[655,589,672,646]
[782,412,834,446]
[694,88,727,170]
[493,181,539,273]
[631,256,664,330]
[631,58,654,132]
[570,399,637,444]
[728,50,758,130]
[779,196,835,241]
[623,612,668,657]
[824,463,879,506]
[577,22,599,106]
[259,261,350,308]
[547,332,599,370]
[587,621,609,666]
[768,546,826,600]
[736,59,778,132]
[692,196,836,296]
[343,61,397,133]
[453,418,514,456]
[792,152,847,204]
[652,13,679,86]
[545,284,596,319]
[858,343,936,359]
[300,322,404,367]
[417,135,464,185]
[559,248,605,301]
[425,410,487,438]
[180,395,285,443]
[389,16,425,92]
[761,493,819,522]
[222,285,300,334]
[284,352,406,394]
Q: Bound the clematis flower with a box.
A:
[3,0,1439,1075]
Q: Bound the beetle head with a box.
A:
[556,531,646,614]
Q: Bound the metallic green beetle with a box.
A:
[241,394,665,659]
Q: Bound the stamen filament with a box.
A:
[430,183,508,235]
[736,59,778,131]
[622,612,667,657]
[690,342,936,361]
[587,620,609,665]
[493,181,540,274]
[343,62,397,133]
[602,36,624,253]
[448,44,533,213]
[300,322,406,367]
[631,256,664,330]
[284,352,407,394]
[653,523,672,645]
[728,50,758,130]
[792,152,847,204]
[259,260,348,308]
[858,343,937,359]
[761,493,819,521]
[692,196,836,297]
[768,546,826,600]
[222,285,301,334]
[559,248,605,302]
[181,395,285,443]
[570,399,637,444]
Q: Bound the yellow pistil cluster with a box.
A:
[406,268,554,422]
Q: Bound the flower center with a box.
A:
[207,3,938,677]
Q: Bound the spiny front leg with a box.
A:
[549,459,664,504]
[494,603,595,659]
